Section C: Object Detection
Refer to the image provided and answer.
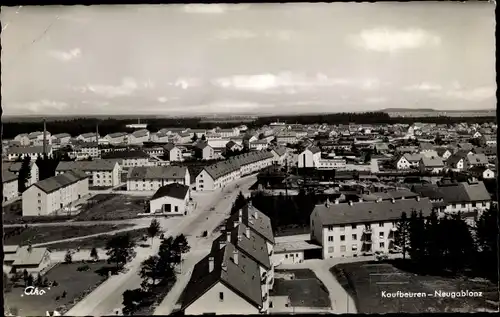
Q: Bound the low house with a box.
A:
[128,129,150,145]
[6,146,53,161]
[51,133,71,145]
[28,131,52,146]
[436,148,453,160]
[446,150,469,172]
[11,246,52,275]
[468,166,495,180]
[149,183,190,215]
[419,157,445,174]
[76,132,99,142]
[249,140,269,151]
[465,154,488,170]
[104,132,128,144]
[225,140,244,152]
[126,166,190,191]
[14,134,30,146]
[163,143,183,162]
[55,160,121,187]
[270,147,287,166]
[2,170,18,202]
[22,170,89,216]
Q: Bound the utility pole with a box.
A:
[42,118,47,156]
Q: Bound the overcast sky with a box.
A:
[1,2,496,116]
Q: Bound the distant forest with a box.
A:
[1,112,496,139]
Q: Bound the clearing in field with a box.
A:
[74,194,149,221]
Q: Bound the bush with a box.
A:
[77,265,91,272]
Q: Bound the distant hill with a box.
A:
[382,108,495,113]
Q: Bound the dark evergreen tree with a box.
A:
[230,191,247,215]
[408,210,426,264]
[395,212,410,259]
[201,134,206,141]
[423,210,441,271]
[18,155,31,194]
[106,233,136,270]
[191,133,198,142]
[474,206,499,280]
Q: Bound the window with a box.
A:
[452,204,457,208]
[380,242,385,248]
[340,245,346,252]
[175,206,178,212]
[482,202,487,207]
[38,207,41,211]
[38,193,41,197]
[199,179,204,183]
[340,235,345,241]
[328,247,334,253]
[351,224,356,229]
[379,232,384,238]
[379,222,384,227]
[219,292,224,301]
[352,234,357,240]
[328,236,333,242]
[472,202,476,207]
[352,245,358,251]
[285,254,288,258]
[327,225,333,231]
[461,203,466,208]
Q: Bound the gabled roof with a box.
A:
[56,160,118,172]
[151,183,189,200]
[131,129,149,138]
[127,166,188,180]
[106,132,128,138]
[33,170,88,194]
[101,150,149,159]
[420,156,444,167]
[163,143,177,151]
[403,153,422,162]
[272,146,287,157]
[466,154,488,165]
[79,132,97,138]
[182,242,262,312]
[313,198,433,226]
[52,133,71,139]
[307,146,321,154]
[2,170,18,183]
[202,151,273,180]
[413,181,491,204]
[8,146,51,155]
[3,161,35,173]
[227,204,275,244]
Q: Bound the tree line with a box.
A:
[394,207,498,281]
[3,113,495,140]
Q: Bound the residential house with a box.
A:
[446,150,471,172]
[51,133,71,145]
[297,146,321,169]
[249,140,269,151]
[469,166,495,180]
[55,160,121,187]
[270,147,287,166]
[218,128,240,138]
[10,246,52,275]
[150,131,171,143]
[126,166,190,191]
[419,157,445,174]
[6,146,52,161]
[104,132,128,144]
[22,170,89,216]
[76,132,99,142]
[194,142,216,160]
[310,197,432,259]
[128,129,150,145]
[2,170,18,202]
[480,134,497,147]
[13,134,30,146]
[195,151,273,191]
[465,154,488,170]
[163,143,184,162]
[226,140,244,152]
[3,161,39,187]
[28,131,52,146]
[101,150,150,168]
[436,148,453,160]
[149,183,191,215]
[275,131,298,145]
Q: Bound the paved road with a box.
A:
[3,219,142,228]
[65,174,257,316]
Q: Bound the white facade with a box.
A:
[56,164,121,187]
[3,178,18,202]
[199,145,216,160]
[166,146,184,162]
[105,134,128,144]
[128,133,150,145]
[7,147,53,161]
[249,141,269,151]
[184,282,261,315]
[22,176,89,216]
[271,251,304,265]
[298,149,321,168]
[316,159,347,170]
[14,134,30,146]
[120,157,151,168]
[396,156,411,170]
[149,193,190,215]
[76,133,99,142]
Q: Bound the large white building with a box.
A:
[310,197,433,259]
[22,170,89,216]
[3,161,39,187]
[128,129,150,145]
[297,146,321,168]
[163,143,184,162]
[149,183,191,215]
[101,150,151,168]
[2,170,18,202]
[126,165,190,191]
[195,151,273,191]
[27,131,52,146]
[104,132,128,144]
[76,132,99,142]
[55,160,121,188]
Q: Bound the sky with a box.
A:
[1,2,496,116]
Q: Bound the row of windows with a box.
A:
[451,202,487,208]
[327,242,385,253]
[327,222,395,231]
[327,231,387,242]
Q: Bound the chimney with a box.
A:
[219,240,226,249]
[416,196,421,202]
[209,256,215,273]
[335,199,339,204]
[233,221,239,228]
[226,231,231,242]
[96,123,100,144]
[401,196,405,200]
[254,210,258,220]
[233,250,239,265]
[245,226,251,238]
[348,201,353,206]
[391,198,396,204]
[43,118,47,155]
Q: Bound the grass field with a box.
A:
[4,261,112,316]
[3,200,73,224]
[73,194,148,221]
[46,227,149,250]
[4,224,133,246]
[331,261,499,313]
[271,269,331,308]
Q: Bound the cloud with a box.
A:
[442,86,496,101]
[165,101,275,114]
[81,77,139,98]
[81,100,110,107]
[404,82,442,91]
[168,78,202,90]
[183,4,249,14]
[15,100,69,113]
[157,97,169,103]
[365,97,387,104]
[214,29,294,41]
[48,48,82,61]
[350,27,441,52]
[211,73,358,92]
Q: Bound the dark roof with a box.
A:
[131,129,149,138]
[151,183,189,200]
[217,222,270,269]
[33,170,88,194]
[127,166,188,180]
[101,150,149,159]
[106,132,128,138]
[421,157,444,167]
[182,242,262,311]
[202,151,273,180]
[414,181,491,204]
[227,204,275,244]
[466,154,488,165]
[163,143,177,151]
[272,146,287,156]
[8,146,50,155]
[312,197,433,226]
[361,190,419,201]
[56,160,118,172]
[2,161,34,173]
[307,146,321,154]
[52,133,71,139]
[2,170,18,183]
